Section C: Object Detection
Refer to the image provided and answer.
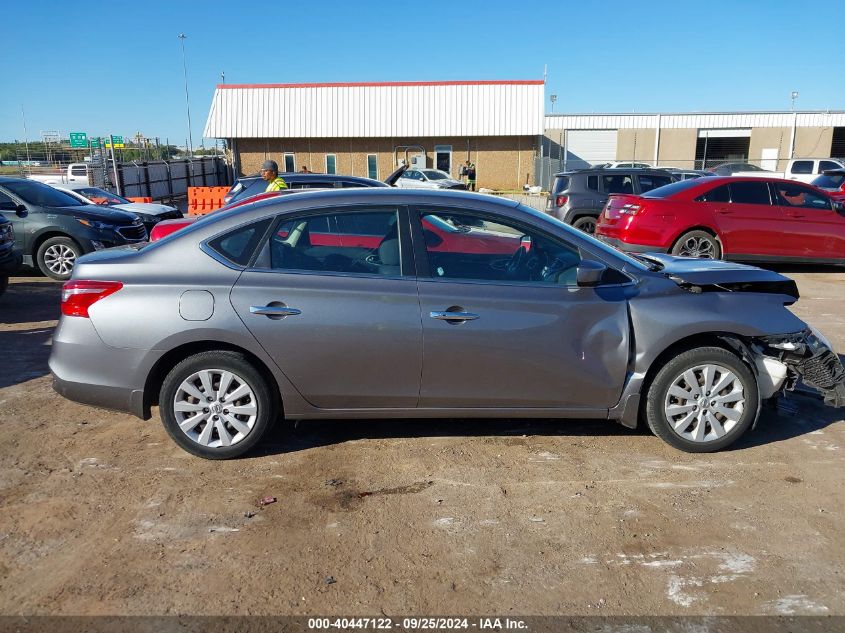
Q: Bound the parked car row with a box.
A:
[592,176,845,265]
[48,186,845,460]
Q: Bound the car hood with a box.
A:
[53,204,139,224]
[111,202,177,216]
[638,253,799,301]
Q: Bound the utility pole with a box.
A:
[20,105,31,165]
[178,33,193,157]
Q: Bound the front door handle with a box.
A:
[430,310,479,322]
[716,207,732,215]
[250,304,301,317]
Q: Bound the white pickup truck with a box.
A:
[27,163,92,185]
[734,158,845,183]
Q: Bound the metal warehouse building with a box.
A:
[203,80,545,190]
[203,81,845,191]
[540,111,845,188]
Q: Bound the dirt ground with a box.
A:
[0,269,843,618]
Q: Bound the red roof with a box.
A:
[216,79,544,89]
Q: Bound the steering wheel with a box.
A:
[504,246,528,278]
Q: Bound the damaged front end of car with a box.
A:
[743,329,845,408]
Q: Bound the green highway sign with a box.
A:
[69,132,88,148]
[89,137,101,146]
[105,135,125,149]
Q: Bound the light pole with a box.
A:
[790,91,799,112]
[550,94,557,113]
[178,33,193,157]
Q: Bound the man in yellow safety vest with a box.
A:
[260,160,288,192]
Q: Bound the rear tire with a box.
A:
[36,236,82,281]
[159,351,277,459]
[645,346,758,453]
[671,230,722,259]
[572,216,597,234]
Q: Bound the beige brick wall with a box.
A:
[233,136,537,190]
[794,127,834,160]
[656,128,698,169]
[748,128,790,170]
[616,129,656,162]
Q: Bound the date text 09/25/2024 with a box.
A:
[308,617,528,630]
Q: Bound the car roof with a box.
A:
[236,173,387,186]
[0,176,32,184]
[553,167,674,176]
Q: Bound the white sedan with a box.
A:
[394,169,467,190]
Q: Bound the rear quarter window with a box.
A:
[552,176,570,193]
[206,218,272,266]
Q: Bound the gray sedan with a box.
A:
[50,189,845,459]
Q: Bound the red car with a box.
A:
[595,176,845,263]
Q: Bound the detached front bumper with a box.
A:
[754,330,845,407]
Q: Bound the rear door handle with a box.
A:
[430,310,479,322]
[250,305,301,317]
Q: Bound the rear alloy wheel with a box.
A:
[572,216,597,234]
[671,230,721,259]
[645,347,758,452]
[160,351,277,459]
[36,236,82,280]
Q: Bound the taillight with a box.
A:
[555,195,568,207]
[619,203,643,216]
[61,281,123,317]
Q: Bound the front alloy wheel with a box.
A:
[645,346,758,452]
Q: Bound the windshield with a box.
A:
[4,180,86,207]
[812,174,845,189]
[422,171,449,180]
[77,187,130,204]
[641,178,702,198]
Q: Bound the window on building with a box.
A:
[367,154,378,180]
[434,145,452,175]
[831,127,845,159]
[695,135,751,170]
[284,153,295,173]
[326,154,337,175]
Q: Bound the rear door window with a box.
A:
[601,174,634,194]
[729,181,772,205]
[267,209,401,275]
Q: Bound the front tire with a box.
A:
[671,230,722,259]
[159,351,277,459]
[645,347,758,453]
[36,236,82,280]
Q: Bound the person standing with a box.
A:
[260,160,288,192]
[466,161,477,191]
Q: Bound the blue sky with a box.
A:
[3,0,841,144]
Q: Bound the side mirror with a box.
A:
[576,260,608,287]
[16,204,28,218]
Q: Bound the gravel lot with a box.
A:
[0,269,843,617]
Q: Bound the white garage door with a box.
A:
[566,130,618,170]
